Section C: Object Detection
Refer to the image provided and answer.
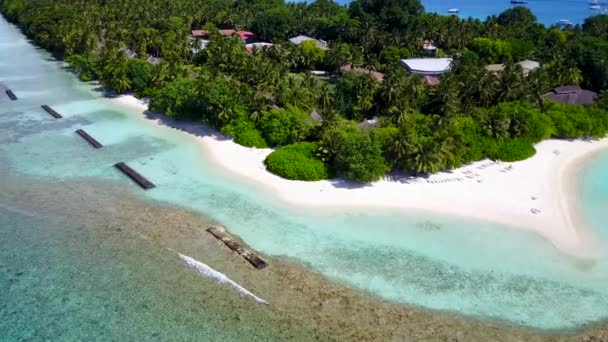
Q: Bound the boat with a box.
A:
[558,19,573,26]
[510,0,528,4]
[447,8,460,13]
[590,4,602,10]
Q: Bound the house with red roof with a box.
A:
[191,29,257,43]
[191,29,270,53]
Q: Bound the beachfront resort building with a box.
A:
[288,35,328,50]
[544,86,598,105]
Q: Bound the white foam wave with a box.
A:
[174,251,268,304]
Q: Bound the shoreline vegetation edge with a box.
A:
[112,94,608,259]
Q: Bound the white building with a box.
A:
[401,58,453,76]
[288,35,328,50]
[245,42,274,52]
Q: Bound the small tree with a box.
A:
[322,124,388,182]
[298,40,326,70]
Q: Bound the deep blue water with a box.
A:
[331,0,606,26]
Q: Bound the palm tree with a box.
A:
[380,69,404,113]
[527,69,550,112]
[388,127,411,166]
[317,84,334,116]
[151,62,170,88]
[497,63,525,102]
[404,74,425,110]
[112,73,132,94]
[391,109,414,126]
[411,139,445,175]
[483,111,511,140]
[431,76,460,117]
[598,90,608,111]
[559,66,583,86]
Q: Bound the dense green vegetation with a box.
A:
[265,142,330,181]
[3,0,608,182]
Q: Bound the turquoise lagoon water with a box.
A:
[580,153,608,241]
[2,14,608,336]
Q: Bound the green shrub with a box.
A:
[222,117,268,148]
[235,127,268,148]
[149,77,200,119]
[372,125,399,169]
[66,54,99,81]
[331,129,388,182]
[126,59,153,96]
[490,139,536,162]
[464,136,493,163]
[264,142,329,181]
[258,106,316,146]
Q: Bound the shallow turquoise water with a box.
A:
[579,153,608,241]
[2,14,608,333]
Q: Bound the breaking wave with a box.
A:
[173,250,268,304]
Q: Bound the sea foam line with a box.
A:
[170,249,268,304]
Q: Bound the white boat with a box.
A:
[558,19,573,26]
[447,8,460,13]
[590,4,602,9]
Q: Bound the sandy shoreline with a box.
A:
[112,94,608,257]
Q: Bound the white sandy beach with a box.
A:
[113,95,608,257]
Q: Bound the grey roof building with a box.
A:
[545,86,598,105]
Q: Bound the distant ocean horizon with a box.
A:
[330,0,606,26]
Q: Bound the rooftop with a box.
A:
[357,117,379,130]
[486,64,505,73]
[422,40,437,51]
[245,42,273,52]
[191,30,207,38]
[191,29,256,42]
[517,60,540,71]
[289,35,328,49]
[340,64,384,81]
[401,58,453,75]
[423,75,441,86]
[485,60,541,75]
[545,86,597,105]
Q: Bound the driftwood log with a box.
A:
[207,226,268,269]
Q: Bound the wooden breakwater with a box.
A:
[114,162,155,190]
[5,90,17,100]
[41,105,62,118]
[207,226,268,269]
[75,129,103,148]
